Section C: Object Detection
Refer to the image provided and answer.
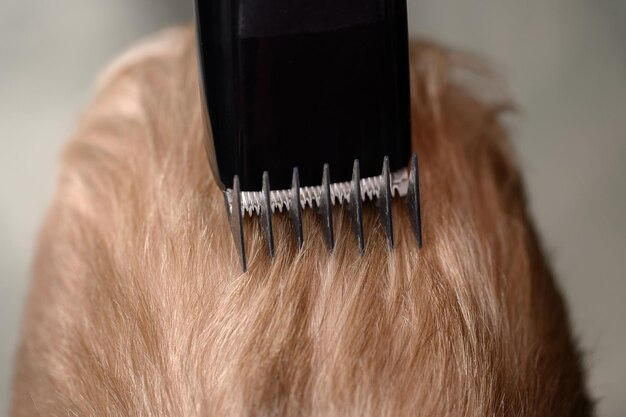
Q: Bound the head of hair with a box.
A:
[12,26,592,416]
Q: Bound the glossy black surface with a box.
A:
[196,0,411,191]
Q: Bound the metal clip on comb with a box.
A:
[195,0,422,271]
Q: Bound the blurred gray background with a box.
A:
[0,0,624,415]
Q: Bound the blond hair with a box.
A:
[12,26,591,416]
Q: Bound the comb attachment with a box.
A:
[224,154,423,272]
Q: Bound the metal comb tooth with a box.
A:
[377,156,394,249]
[407,153,423,248]
[261,171,275,258]
[227,175,247,272]
[349,159,365,254]
[290,167,304,249]
[318,164,335,251]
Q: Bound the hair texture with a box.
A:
[12,26,592,416]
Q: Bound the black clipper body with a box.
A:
[195,0,422,270]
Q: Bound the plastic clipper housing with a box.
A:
[195,0,422,271]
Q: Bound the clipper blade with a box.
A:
[224,154,423,271]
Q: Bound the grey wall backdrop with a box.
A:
[1,1,624,415]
